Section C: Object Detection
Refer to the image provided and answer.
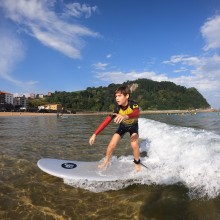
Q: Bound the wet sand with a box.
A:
[0,112,57,117]
[0,108,216,117]
[0,112,107,117]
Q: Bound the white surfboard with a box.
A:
[37,158,136,181]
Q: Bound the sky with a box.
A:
[0,0,220,108]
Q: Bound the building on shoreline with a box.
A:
[14,95,29,110]
[0,91,14,111]
[0,91,14,105]
[0,91,30,111]
[38,104,62,112]
[0,90,57,112]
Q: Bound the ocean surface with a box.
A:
[1,112,220,219]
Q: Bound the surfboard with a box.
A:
[37,158,136,181]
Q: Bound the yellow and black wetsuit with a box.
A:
[94,100,140,137]
[114,100,139,137]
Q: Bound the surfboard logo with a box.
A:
[61,162,77,169]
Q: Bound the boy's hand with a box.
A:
[113,114,128,124]
[89,134,96,145]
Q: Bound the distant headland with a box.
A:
[1,79,213,114]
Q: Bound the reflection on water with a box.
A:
[1,113,220,219]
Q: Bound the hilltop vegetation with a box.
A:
[44,79,210,112]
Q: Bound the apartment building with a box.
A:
[14,95,28,108]
[0,92,13,105]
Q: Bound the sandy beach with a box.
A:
[0,112,58,117]
[0,108,217,117]
[0,112,110,117]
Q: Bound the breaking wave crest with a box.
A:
[65,118,220,198]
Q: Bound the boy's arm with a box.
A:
[89,107,118,145]
[94,115,115,135]
[126,108,140,118]
[113,108,139,124]
[89,115,114,145]
[126,102,140,119]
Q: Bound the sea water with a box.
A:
[1,112,220,219]
[65,113,220,199]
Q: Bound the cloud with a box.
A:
[0,30,38,89]
[95,56,220,107]
[163,55,201,66]
[201,15,220,51]
[63,3,98,18]
[162,53,220,108]
[95,70,168,83]
[93,62,109,70]
[0,0,99,59]
[95,51,220,108]
[164,54,220,91]
[158,14,220,103]
[93,13,220,108]
[173,67,188,73]
[106,54,112,59]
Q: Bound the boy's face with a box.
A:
[115,92,129,106]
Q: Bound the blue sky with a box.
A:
[0,0,220,108]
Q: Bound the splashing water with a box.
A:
[65,118,220,198]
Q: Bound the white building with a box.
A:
[37,94,44,99]
[0,92,13,105]
[14,95,28,108]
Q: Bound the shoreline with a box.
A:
[0,108,218,117]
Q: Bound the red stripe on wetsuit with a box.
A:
[94,115,114,135]
[94,108,140,135]
[126,108,139,118]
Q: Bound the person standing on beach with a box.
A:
[89,85,141,172]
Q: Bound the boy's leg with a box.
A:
[98,133,121,169]
[130,133,141,171]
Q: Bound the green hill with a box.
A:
[46,78,210,112]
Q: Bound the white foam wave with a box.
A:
[65,118,220,198]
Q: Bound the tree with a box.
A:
[45,79,210,112]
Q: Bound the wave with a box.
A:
[65,118,220,198]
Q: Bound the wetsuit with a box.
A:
[94,100,140,137]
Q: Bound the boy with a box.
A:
[89,85,141,171]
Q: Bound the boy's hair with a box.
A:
[115,85,131,98]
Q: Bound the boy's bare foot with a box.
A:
[98,161,109,169]
[135,164,141,172]
[133,159,141,172]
